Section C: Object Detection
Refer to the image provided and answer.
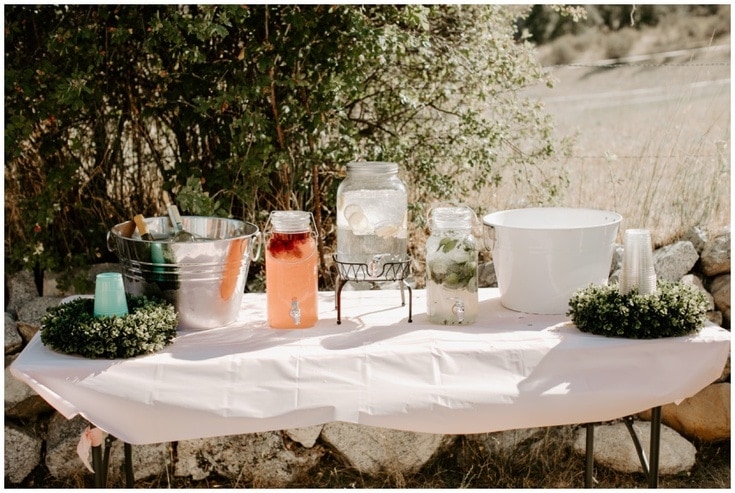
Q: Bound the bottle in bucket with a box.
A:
[265,211,318,328]
[426,206,479,325]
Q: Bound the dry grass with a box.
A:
[20,426,729,489]
[509,16,730,248]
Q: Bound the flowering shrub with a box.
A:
[41,297,178,359]
[5,5,565,288]
[567,281,709,339]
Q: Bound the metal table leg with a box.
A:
[585,423,594,488]
[89,429,135,488]
[92,443,104,487]
[404,281,413,323]
[335,276,345,324]
[584,406,662,488]
[624,416,650,478]
[123,442,135,487]
[648,406,662,488]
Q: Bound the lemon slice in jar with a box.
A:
[345,205,372,235]
[375,223,399,238]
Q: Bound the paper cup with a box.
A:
[93,272,129,317]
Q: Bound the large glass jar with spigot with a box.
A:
[265,211,318,328]
[426,206,478,325]
[336,162,408,277]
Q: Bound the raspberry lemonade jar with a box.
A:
[426,206,479,325]
[265,211,318,328]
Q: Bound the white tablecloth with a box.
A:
[11,288,730,445]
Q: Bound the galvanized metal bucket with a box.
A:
[108,216,260,330]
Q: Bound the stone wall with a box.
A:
[4,227,730,487]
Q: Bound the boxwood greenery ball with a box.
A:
[41,296,178,359]
[567,281,710,339]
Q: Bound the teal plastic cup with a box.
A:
[93,272,129,317]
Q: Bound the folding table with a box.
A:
[11,288,730,488]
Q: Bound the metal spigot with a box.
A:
[451,299,465,323]
[368,254,389,278]
[289,298,301,325]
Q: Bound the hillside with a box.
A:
[512,14,731,247]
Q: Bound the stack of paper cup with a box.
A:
[619,229,657,295]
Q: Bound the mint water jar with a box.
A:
[426,206,478,325]
[336,162,408,276]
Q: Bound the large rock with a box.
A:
[478,261,497,288]
[4,424,43,484]
[639,383,730,442]
[320,422,453,476]
[573,421,696,475]
[45,414,97,483]
[6,270,39,316]
[709,274,730,324]
[681,226,708,254]
[45,413,171,486]
[106,439,171,485]
[465,427,544,454]
[653,241,699,282]
[175,432,323,487]
[16,296,64,343]
[5,313,22,354]
[5,354,53,418]
[700,230,730,277]
[285,425,323,448]
[680,274,715,310]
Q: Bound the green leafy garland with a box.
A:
[567,281,709,339]
[41,296,178,359]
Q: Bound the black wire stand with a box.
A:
[333,254,413,324]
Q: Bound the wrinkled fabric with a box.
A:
[11,289,730,445]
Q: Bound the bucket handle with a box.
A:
[107,220,137,255]
[482,224,496,251]
[107,231,117,254]
[250,232,263,262]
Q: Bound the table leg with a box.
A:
[102,435,114,486]
[648,406,661,488]
[585,423,594,487]
[622,407,662,488]
[336,277,345,324]
[405,283,412,323]
[92,443,104,488]
[623,416,650,477]
[124,442,135,487]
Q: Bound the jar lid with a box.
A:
[430,206,473,230]
[270,211,311,232]
[346,161,398,175]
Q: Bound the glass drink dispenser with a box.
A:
[265,211,318,328]
[426,206,479,325]
[333,161,413,324]
[336,161,408,274]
